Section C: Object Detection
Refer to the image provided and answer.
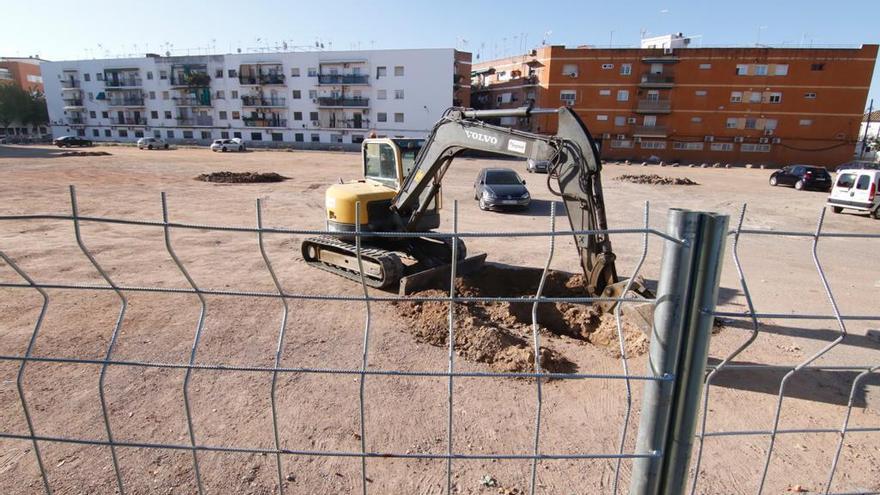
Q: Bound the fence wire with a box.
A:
[0,187,668,495]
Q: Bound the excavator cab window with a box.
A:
[363,141,399,188]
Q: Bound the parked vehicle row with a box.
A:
[769,165,833,191]
[827,168,880,219]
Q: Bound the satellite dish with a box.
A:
[165,51,170,57]
[237,48,242,53]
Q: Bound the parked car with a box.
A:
[827,169,880,219]
[526,158,550,173]
[473,167,530,211]
[210,138,245,152]
[137,137,169,150]
[53,136,93,148]
[768,165,832,191]
[834,160,880,173]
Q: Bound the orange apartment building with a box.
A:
[0,56,45,92]
[471,43,878,167]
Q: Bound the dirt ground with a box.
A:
[0,144,877,494]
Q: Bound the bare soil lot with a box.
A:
[0,144,878,494]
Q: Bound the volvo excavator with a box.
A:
[301,106,645,303]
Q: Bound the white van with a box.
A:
[827,169,880,219]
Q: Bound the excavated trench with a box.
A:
[195,171,288,183]
[396,264,648,374]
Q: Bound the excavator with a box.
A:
[301,106,645,303]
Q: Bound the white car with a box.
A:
[137,137,169,150]
[210,138,246,152]
[827,169,880,219]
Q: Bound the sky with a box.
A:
[3,0,879,109]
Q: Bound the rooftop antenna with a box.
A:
[756,25,768,47]
[541,30,552,46]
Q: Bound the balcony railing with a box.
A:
[317,74,370,85]
[242,117,287,128]
[238,74,286,85]
[639,73,675,86]
[60,80,81,89]
[67,118,87,125]
[320,119,370,129]
[635,99,672,113]
[175,116,214,126]
[105,78,143,88]
[317,97,369,107]
[173,96,212,106]
[241,96,287,107]
[109,117,147,126]
[107,97,145,106]
[63,99,84,107]
[632,125,669,137]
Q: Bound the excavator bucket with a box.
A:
[598,276,655,337]
[398,253,487,295]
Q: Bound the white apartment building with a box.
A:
[42,48,470,148]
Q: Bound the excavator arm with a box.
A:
[391,106,619,297]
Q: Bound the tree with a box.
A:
[0,84,48,137]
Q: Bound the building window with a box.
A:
[294,133,304,142]
[331,133,343,143]
[673,142,704,150]
[221,131,229,139]
[251,132,262,141]
[749,92,761,103]
[149,91,156,99]
[307,67,317,77]
[232,111,241,120]
[231,90,238,99]
[84,73,90,81]
[377,112,387,122]
[153,131,161,138]
[811,63,825,71]
[311,133,320,142]
[150,111,159,119]
[765,119,778,130]
[726,118,739,128]
[691,116,702,123]
[292,90,301,99]
[394,112,404,123]
[164,111,172,119]
[596,115,608,121]
[201,131,211,140]
[804,92,817,99]
[162,91,169,100]
[699,63,712,70]
[560,90,577,105]
[616,90,629,101]
[309,111,319,122]
[87,92,94,101]
[710,143,733,151]
[293,111,303,121]
[182,131,193,139]
[219,111,227,120]
[735,64,748,75]
[562,64,578,77]
[620,63,632,75]
[146,71,153,80]
[742,143,771,152]
[308,90,317,99]
[352,134,364,144]
[272,133,283,142]
[102,111,109,118]
[226,69,236,78]
[599,89,611,96]
[614,116,626,126]
[160,70,168,80]
[695,90,707,96]
[754,65,768,76]
[92,129,99,137]
[601,63,614,70]
[96,73,103,81]
[215,69,224,78]
[377,89,387,100]
[89,111,96,118]
[744,118,757,129]
[799,119,813,126]
[394,66,404,76]
[376,66,387,78]
[216,90,225,99]
[394,89,404,100]
[767,92,782,103]
[233,131,242,139]
[610,140,633,148]
[774,64,789,76]
[118,129,128,138]
[640,141,666,150]
[291,67,300,77]
[104,129,111,137]
[730,92,742,103]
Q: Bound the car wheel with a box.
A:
[872,208,880,220]
[148,144,153,150]
[221,147,227,152]
[794,180,804,190]
[769,176,778,186]
[238,145,243,151]
[831,206,843,214]
[164,144,169,149]
[478,199,488,211]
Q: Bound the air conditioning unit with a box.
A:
[763,129,774,136]
[734,136,745,143]
[601,133,611,139]
[627,117,637,124]
[567,72,578,78]
[772,137,782,144]
[312,99,317,103]
[311,120,320,126]
[616,134,626,140]
[663,47,674,55]
[759,137,769,144]
[633,136,642,143]
[704,135,714,142]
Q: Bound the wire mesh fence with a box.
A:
[0,187,877,494]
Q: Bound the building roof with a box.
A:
[864,110,880,122]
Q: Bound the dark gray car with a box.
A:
[473,168,530,211]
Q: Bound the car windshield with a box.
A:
[485,170,522,185]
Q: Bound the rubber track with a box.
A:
[301,236,404,288]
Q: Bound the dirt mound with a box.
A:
[615,174,699,186]
[396,265,649,374]
[196,171,288,183]
[58,151,112,157]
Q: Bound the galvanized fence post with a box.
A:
[629,209,729,495]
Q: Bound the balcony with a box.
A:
[635,99,672,114]
[241,96,287,107]
[238,74,286,85]
[109,117,147,126]
[67,117,87,126]
[105,78,143,88]
[60,80,81,89]
[170,67,211,87]
[173,96,212,107]
[632,125,669,137]
[107,97,145,107]
[317,74,370,85]
[175,116,214,127]
[317,97,369,108]
[243,117,287,128]
[320,119,370,130]
[62,99,85,108]
[638,73,675,88]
